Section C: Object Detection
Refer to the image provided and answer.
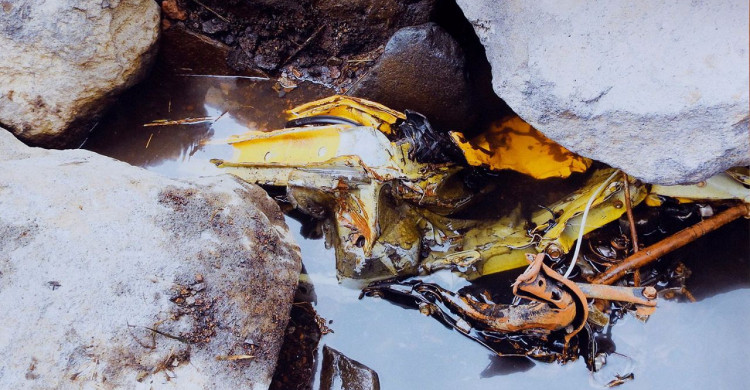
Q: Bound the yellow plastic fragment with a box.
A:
[450,116,592,179]
[286,95,406,136]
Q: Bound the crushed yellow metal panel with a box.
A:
[542,169,647,253]
[449,116,592,179]
[650,172,750,203]
[283,97,592,179]
[214,95,747,283]
[226,125,345,165]
[213,122,468,280]
[425,169,646,278]
[286,95,406,135]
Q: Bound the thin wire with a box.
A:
[563,169,621,278]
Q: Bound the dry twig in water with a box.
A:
[177,74,270,81]
[190,0,228,22]
[279,25,326,69]
[144,117,215,127]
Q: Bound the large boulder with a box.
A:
[0,0,160,148]
[456,0,749,184]
[350,23,473,132]
[0,129,301,389]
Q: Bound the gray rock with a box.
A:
[0,0,160,148]
[0,129,301,389]
[350,23,473,132]
[320,346,380,390]
[456,1,749,184]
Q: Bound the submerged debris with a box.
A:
[213,96,649,280]
[362,253,590,360]
[143,116,216,126]
[212,96,750,381]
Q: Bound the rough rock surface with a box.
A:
[0,129,301,389]
[350,23,473,132]
[320,346,380,390]
[456,0,749,184]
[0,0,160,148]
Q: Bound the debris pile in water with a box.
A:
[212,96,750,386]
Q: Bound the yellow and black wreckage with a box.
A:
[211,95,750,365]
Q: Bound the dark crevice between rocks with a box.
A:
[155,0,515,136]
[159,0,433,87]
[431,0,515,135]
[269,299,322,390]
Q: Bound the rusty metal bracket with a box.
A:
[362,253,589,351]
[576,284,657,307]
[576,283,657,318]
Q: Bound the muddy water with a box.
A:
[83,70,750,389]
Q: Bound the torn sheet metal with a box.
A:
[423,169,647,278]
[213,123,466,280]
[213,95,744,282]
[450,116,592,179]
[285,95,405,136]
[649,171,750,204]
[362,254,589,358]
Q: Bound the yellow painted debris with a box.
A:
[286,95,405,136]
[450,116,592,179]
[226,125,344,165]
[650,172,750,204]
[425,169,647,278]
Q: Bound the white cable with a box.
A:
[563,169,621,278]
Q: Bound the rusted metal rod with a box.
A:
[592,203,750,285]
[622,173,641,286]
[576,283,656,306]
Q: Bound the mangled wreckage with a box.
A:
[211,96,750,383]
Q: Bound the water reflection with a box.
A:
[83,68,330,178]
[288,216,749,389]
[480,355,536,377]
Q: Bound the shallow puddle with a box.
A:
[83,61,750,389]
[288,216,749,389]
[83,64,330,179]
